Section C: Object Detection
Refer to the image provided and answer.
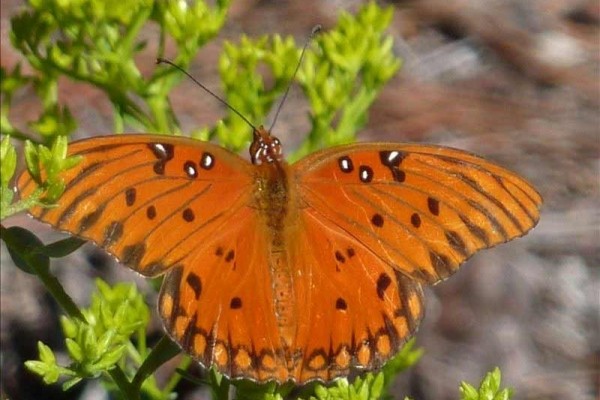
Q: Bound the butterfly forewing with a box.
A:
[17,135,255,277]
[294,143,542,284]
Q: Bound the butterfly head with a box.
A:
[250,126,283,165]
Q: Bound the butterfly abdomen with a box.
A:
[252,162,301,362]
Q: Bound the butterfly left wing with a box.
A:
[284,142,541,381]
[293,143,542,285]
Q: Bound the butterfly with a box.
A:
[17,126,542,383]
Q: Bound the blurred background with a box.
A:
[1,0,598,399]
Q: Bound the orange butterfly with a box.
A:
[17,126,542,383]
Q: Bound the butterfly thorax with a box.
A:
[254,165,289,244]
[250,127,291,242]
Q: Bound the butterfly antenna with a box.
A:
[268,25,322,134]
[156,57,258,131]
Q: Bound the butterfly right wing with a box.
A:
[17,134,254,277]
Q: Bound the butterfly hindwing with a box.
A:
[286,208,425,382]
[158,207,294,382]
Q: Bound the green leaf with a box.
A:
[93,344,127,370]
[65,338,83,362]
[38,236,86,258]
[1,64,29,94]
[459,368,514,400]
[38,341,57,365]
[24,140,41,184]
[1,226,49,275]
[25,342,61,384]
[22,137,81,205]
[460,383,479,400]
[303,374,385,400]
[0,135,17,188]
[96,329,118,356]
[25,360,50,377]
[62,377,83,391]
[0,135,18,219]
[61,315,78,338]
[233,378,285,400]
[216,33,301,150]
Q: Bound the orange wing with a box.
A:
[286,209,424,382]
[158,207,292,382]
[281,142,541,381]
[17,135,254,277]
[294,143,542,286]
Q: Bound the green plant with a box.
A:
[25,279,151,391]
[460,368,514,400]
[0,1,498,399]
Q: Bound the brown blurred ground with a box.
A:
[1,1,599,399]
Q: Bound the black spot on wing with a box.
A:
[335,251,346,263]
[186,273,202,299]
[410,213,421,228]
[103,221,124,246]
[371,213,384,228]
[78,203,107,233]
[376,273,392,300]
[125,188,136,206]
[429,251,454,279]
[148,143,174,175]
[338,156,354,173]
[182,208,195,222]
[445,230,468,257]
[459,214,490,246]
[146,205,157,220]
[336,298,348,310]
[230,297,242,309]
[427,197,440,216]
[184,161,198,178]
[122,243,146,267]
[200,152,215,170]
[359,165,374,183]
